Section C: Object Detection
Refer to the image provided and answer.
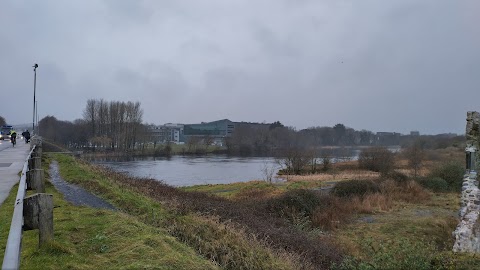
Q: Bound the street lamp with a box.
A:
[32,63,38,134]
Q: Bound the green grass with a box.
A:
[335,192,480,269]
[180,180,327,199]
[180,181,277,198]
[0,182,218,269]
[47,154,298,270]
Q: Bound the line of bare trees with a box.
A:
[38,99,144,151]
[82,99,143,150]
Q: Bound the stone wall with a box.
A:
[453,111,480,252]
[453,172,480,252]
[466,111,480,170]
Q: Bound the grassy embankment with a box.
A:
[0,157,219,269]
[0,153,305,269]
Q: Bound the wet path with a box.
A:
[49,160,116,210]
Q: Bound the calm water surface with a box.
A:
[92,146,400,187]
[93,155,281,187]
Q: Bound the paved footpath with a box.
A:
[0,141,31,206]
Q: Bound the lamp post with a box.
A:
[32,63,38,134]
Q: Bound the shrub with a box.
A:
[311,195,351,231]
[268,189,321,218]
[350,193,393,213]
[429,162,465,191]
[395,181,430,203]
[358,147,395,173]
[332,180,380,198]
[383,171,409,184]
[417,177,449,192]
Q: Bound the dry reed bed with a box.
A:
[285,170,380,182]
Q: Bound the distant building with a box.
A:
[184,119,234,137]
[376,132,401,145]
[410,131,420,136]
[147,123,184,144]
[182,119,235,146]
[150,119,275,146]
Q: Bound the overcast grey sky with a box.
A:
[1,0,479,134]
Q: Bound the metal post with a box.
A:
[36,101,39,135]
[32,64,38,134]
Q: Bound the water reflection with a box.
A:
[90,146,400,187]
[92,155,281,187]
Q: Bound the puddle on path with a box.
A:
[49,161,115,210]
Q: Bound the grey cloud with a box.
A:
[1,0,479,134]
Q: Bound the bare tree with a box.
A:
[186,136,201,153]
[82,99,143,151]
[203,135,214,151]
[404,141,425,178]
[83,99,97,138]
[276,130,310,175]
[0,116,6,126]
[261,161,276,184]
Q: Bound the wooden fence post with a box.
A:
[23,193,54,246]
[26,170,33,190]
[25,169,44,192]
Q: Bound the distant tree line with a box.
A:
[83,99,143,150]
[39,99,144,151]
[36,98,464,163]
[226,123,376,156]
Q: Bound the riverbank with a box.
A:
[5,145,480,269]
[0,157,219,269]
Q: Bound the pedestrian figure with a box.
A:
[22,130,31,143]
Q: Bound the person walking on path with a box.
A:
[22,130,30,143]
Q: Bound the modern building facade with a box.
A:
[147,123,184,144]
[183,119,235,137]
[148,119,273,146]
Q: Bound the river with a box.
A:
[93,155,281,187]
[91,146,401,187]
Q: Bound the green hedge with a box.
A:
[428,162,465,191]
[417,177,449,192]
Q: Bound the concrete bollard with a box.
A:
[23,193,54,246]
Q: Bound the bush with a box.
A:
[383,171,409,184]
[268,189,321,217]
[417,177,449,192]
[311,195,351,231]
[332,180,380,198]
[429,162,465,191]
[358,147,395,173]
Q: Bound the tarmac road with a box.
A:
[0,141,31,205]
